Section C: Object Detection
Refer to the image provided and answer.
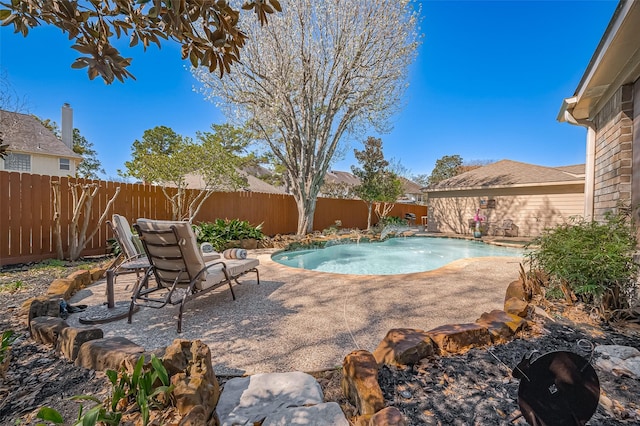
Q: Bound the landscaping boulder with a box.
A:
[89,267,107,281]
[475,310,528,343]
[67,269,91,290]
[27,297,60,326]
[341,350,385,416]
[504,279,527,302]
[504,297,529,317]
[30,316,68,346]
[262,402,349,426]
[164,340,220,419]
[56,326,103,361]
[427,323,491,354]
[369,406,406,426]
[373,328,434,366]
[46,278,75,300]
[75,336,144,371]
[594,345,640,379]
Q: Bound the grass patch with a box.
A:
[0,280,25,293]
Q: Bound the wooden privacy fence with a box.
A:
[0,171,426,266]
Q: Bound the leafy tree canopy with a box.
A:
[426,154,463,187]
[119,125,246,221]
[352,136,403,229]
[0,0,281,84]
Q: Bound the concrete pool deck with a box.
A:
[67,247,524,375]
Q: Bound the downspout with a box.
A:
[558,97,596,221]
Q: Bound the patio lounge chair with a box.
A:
[129,218,260,332]
[107,214,150,286]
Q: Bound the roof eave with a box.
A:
[425,179,585,193]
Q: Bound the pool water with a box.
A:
[272,237,523,275]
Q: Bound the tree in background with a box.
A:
[196,123,267,169]
[352,137,403,230]
[39,119,105,179]
[120,125,246,221]
[426,154,463,187]
[0,0,281,84]
[0,71,28,158]
[195,0,420,235]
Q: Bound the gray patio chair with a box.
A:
[494,219,519,237]
[107,214,151,287]
[129,218,260,333]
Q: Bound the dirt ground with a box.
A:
[1,259,640,425]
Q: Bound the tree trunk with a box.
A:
[366,202,373,231]
[293,193,318,236]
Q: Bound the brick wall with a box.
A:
[592,84,634,220]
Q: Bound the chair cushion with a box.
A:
[197,258,260,290]
[136,218,206,283]
[223,248,248,259]
[112,214,139,259]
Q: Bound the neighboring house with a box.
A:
[423,160,585,237]
[557,0,640,241]
[320,170,424,203]
[0,105,82,177]
[182,170,286,194]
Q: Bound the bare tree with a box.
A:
[0,71,28,157]
[195,0,420,235]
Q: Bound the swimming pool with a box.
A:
[271,237,523,275]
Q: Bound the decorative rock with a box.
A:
[75,336,144,371]
[67,269,91,290]
[369,406,407,426]
[594,345,640,379]
[89,267,107,281]
[56,326,104,361]
[262,402,350,426]
[504,279,527,302]
[165,340,219,419]
[27,297,60,326]
[217,372,324,426]
[47,278,75,300]
[341,350,385,416]
[30,316,69,346]
[475,310,528,343]
[179,405,210,426]
[427,323,491,354]
[504,297,529,317]
[373,328,434,366]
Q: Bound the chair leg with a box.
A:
[228,280,236,301]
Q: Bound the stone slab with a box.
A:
[373,328,434,366]
[57,326,104,361]
[216,372,323,426]
[262,402,349,426]
[427,323,492,354]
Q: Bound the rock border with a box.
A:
[24,269,534,425]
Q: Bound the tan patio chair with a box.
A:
[107,214,151,287]
[129,218,260,333]
[494,219,519,237]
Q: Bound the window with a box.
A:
[59,158,70,171]
[3,153,31,171]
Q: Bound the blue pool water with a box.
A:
[271,237,523,275]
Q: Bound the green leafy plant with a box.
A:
[194,219,264,251]
[1,330,16,365]
[525,207,639,319]
[36,354,173,426]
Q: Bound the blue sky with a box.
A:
[1,1,617,180]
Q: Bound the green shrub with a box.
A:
[36,354,172,426]
[524,208,639,318]
[194,219,264,251]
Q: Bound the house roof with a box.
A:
[324,170,421,194]
[425,160,585,192]
[0,110,81,159]
[182,170,286,194]
[559,0,640,122]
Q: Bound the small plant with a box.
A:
[524,207,639,320]
[1,330,16,364]
[194,219,264,251]
[0,281,24,293]
[36,354,173,426]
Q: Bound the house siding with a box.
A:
[592,84,634,220]
[427,184,584,237]
[633,78,640,241]
[2,153,78,177]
